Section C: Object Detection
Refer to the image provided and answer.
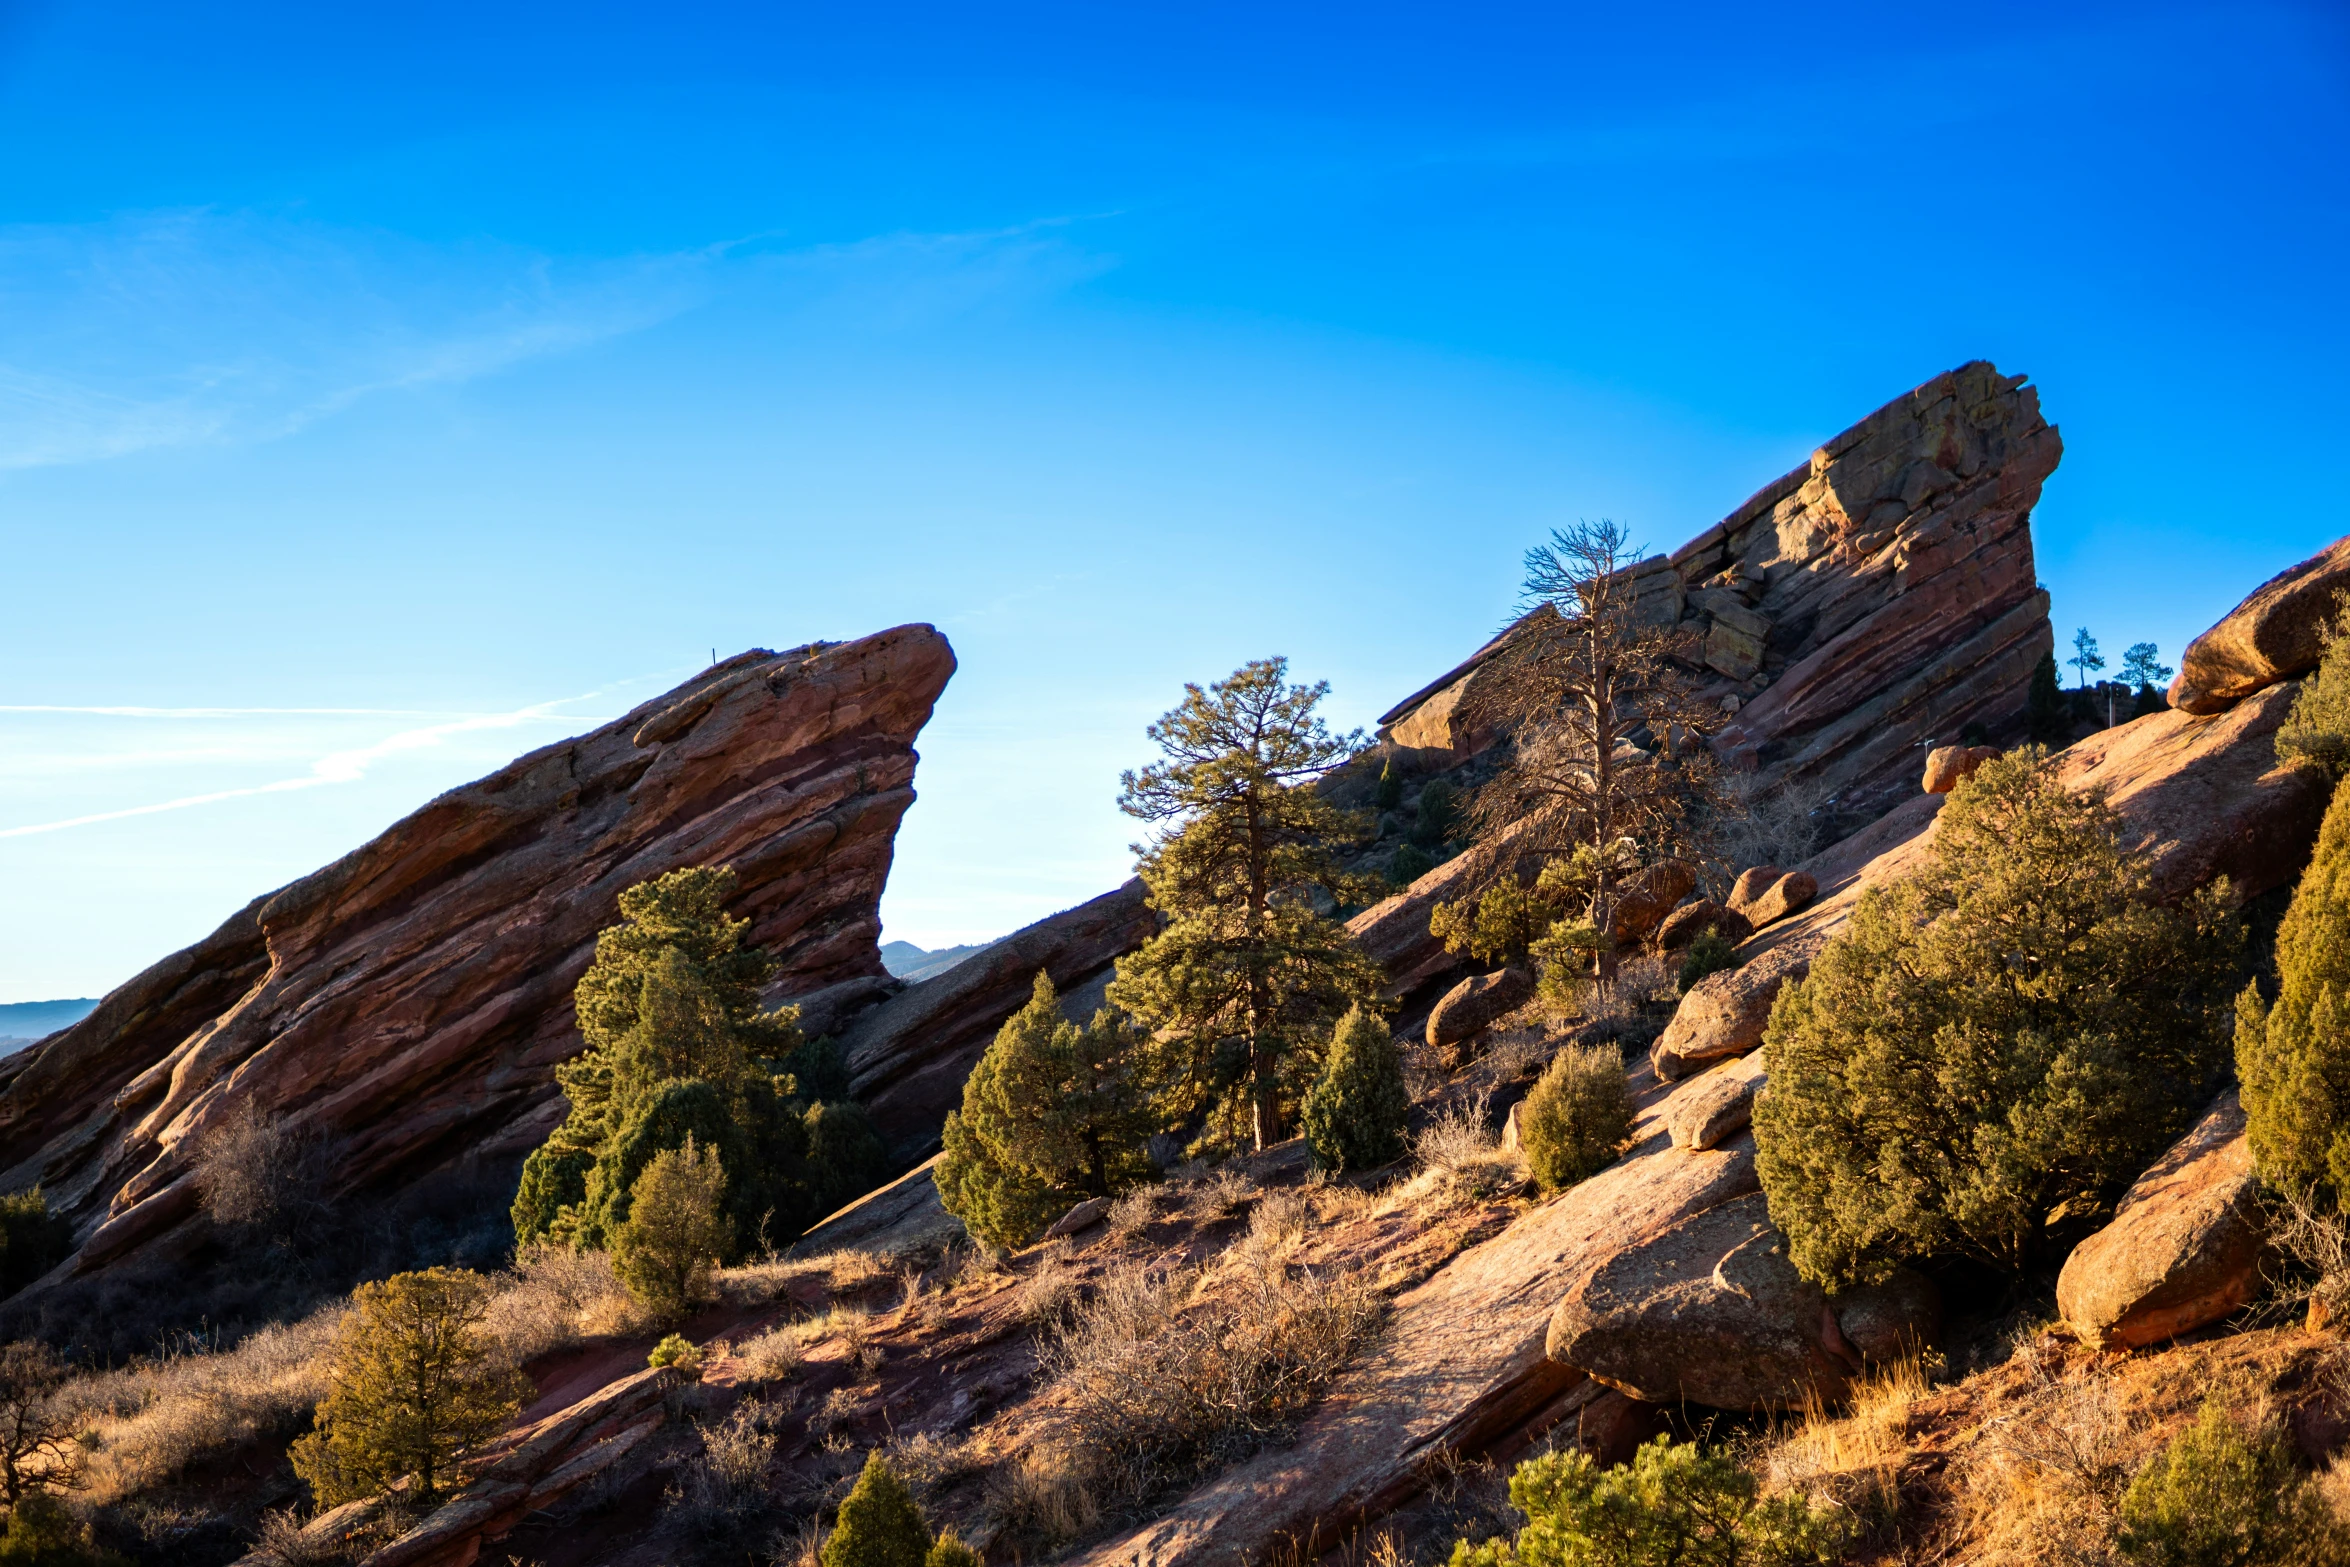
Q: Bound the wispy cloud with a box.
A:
[0,209,1113,471]
[0,698,610,838]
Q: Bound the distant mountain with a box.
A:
[0,997,98,1058]
[878,939,994,984]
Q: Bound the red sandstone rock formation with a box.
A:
[0,627,957,1281]
[1379,362,2061,824]
[2170,534,2350,713]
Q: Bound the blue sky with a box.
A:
[0,1,2344,1001]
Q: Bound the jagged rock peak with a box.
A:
[0,625,957,1285]
[1381,361,2062,830]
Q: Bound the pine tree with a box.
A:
[1460,520,1717,984]
[1301,1004,1409,1172]
[822,1452,931,1567]
[514,865,886,1254]
[2118,641,2173,692]
[1107,659,1384,1152]
[2278,598,2350,780]
[2025,650,2069,745]
[289,1268,531,1506]
[2068,627,2106,689]
[613,1135,732,1317]
[936,973,1151,1249]
[1756,749,2241,1286]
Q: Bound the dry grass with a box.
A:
[1766,1354,1940,1523]
[245,1507,352,1567]
[483,1242,646,1356]
[1015,1259,1081,1326]
[1024,1229,1383,1512]
[737,1325,805,1384]
[664,1396,780,1538]
[1107,1186,1161,1241]
[1399,1097,1524,1209]
[1956,1367,2137,1565]
[1181,1167,1256,1225]
[2268,1186,2350,1327]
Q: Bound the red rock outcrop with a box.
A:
[2057,1090,2268,1350]
[1656,898,1750,951]
[1923,743,2000,793]
[1378,362,2061,827]
[1426,968,1536,1049]
[2170,534,2350,713]
[0,628,958,1279]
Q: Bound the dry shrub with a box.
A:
[1015,1261,1080,1326]
[1183,1168,1255,1225]
[821,1250,889,1291]
[809,1386,863,1438]
[1106,1186,1160,1242]
[1959,1369,2136,1565]
[987,1449,1104,1551]
[1030,1237,1382,1508]
[2268,1186,2350,1326]
[665,1396,779,1537]
[1709,771,1830,884]
[738,1325,804,1384]
[886,1427,979,1507]
[482,1242,642,1360]
[246,1507,349,1567]
[1403,1097,1524,1208]
[192,1098,330,1236]
[67,1303,348,1501]
[1248,1189,1308,1247]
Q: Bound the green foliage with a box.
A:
[2239,774,2350,1203]
[1958,719,1992,747]
[1519,1043,1633,1194]
[925,1537,982,1567]
[0,1495,124,1567]
[2132,682,2168,719]
[1445,1437,1847,1567]
[2026,650,2069,745]
[1375,758,1404,812]
[2116,1399,2348,1566]
[2119,641,2174,692]
[1389,843,1437,887]
[1412,780,1459,849]
[936,973,1153,1249]
[1755,748,2243,1287]
[2069,627,2106,689]
[516,865,886,1256]
[614,1135,731,1317]
[1301,1005,1409,1172]
[0,1193,70,1300]
[1108,658,1384,1152]
[1431,865,1573,969]
[2277,598,2350,780]
[822,1452,931,1567]
[647,1333,703,1376]
[1677,928,1739,994]
[289,1267,531,1506]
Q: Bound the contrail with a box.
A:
[0,699,613,839]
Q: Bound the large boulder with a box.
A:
[1729,870,1817,930]
[1427,968,1536,1049]
[1651,962,1802,1081]
[2057,1090,2268,1350]
[1545,1192,1937,1410]
[1667,1052,1768,1151]
[0,628,959,1281]
[1608,860,1699,947]
[1923,743,2000,793]
[1656,899,1752,952]
[2168,534,2350,714]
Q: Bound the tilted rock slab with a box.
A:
[1063,1067,1760,1567]
[1655,683,2330,1076]
[1378,361,2062,826]
[0,628,957,1279]
[2058,1089,2268,1350]
[836,878,1161,1160]
[2169,533,2350,714]
[1667,1051,1769,1151]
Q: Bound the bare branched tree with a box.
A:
[1464,520,1718,977]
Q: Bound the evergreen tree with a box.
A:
[0,1193,70,1301]
[289,1268,531,1506]
[2025,650,2070,745]
[2131,682,2168,719]
[822,1452,931,1567]
[1756,750,2242,1286]
[514,866,887,1255]
[2118,641,2173,692]
[2116,1399,2348,1566]
[2068,627,2106,689]
[614,1135,731,1316]
[2278,599,2350,780]
[2238,775,2350,1202]
[936,973,1151,1249]
[1301,1004,1408,1173]
[1518,1042,1634,1193]
[1108,659,1384,1152]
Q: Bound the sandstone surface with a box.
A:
[1923,743,2000,793]
[1607,860,1698,948]
[1667,1052,1768,1151]
[0,629,959,1280]
[2169,534,2350,713]
[1651,966,1789,1081]
[2058,1090,2268,1350]
[1378,362,2063,828]
[1427,968,1536,1049]
[1656,899,1751,951]
[837,879,1161,1159]
[1344,820,1540,1006]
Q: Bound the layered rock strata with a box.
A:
[0,627,958,1279]
[1378,362,2061,825]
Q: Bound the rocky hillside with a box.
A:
[0,627,955,1290]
